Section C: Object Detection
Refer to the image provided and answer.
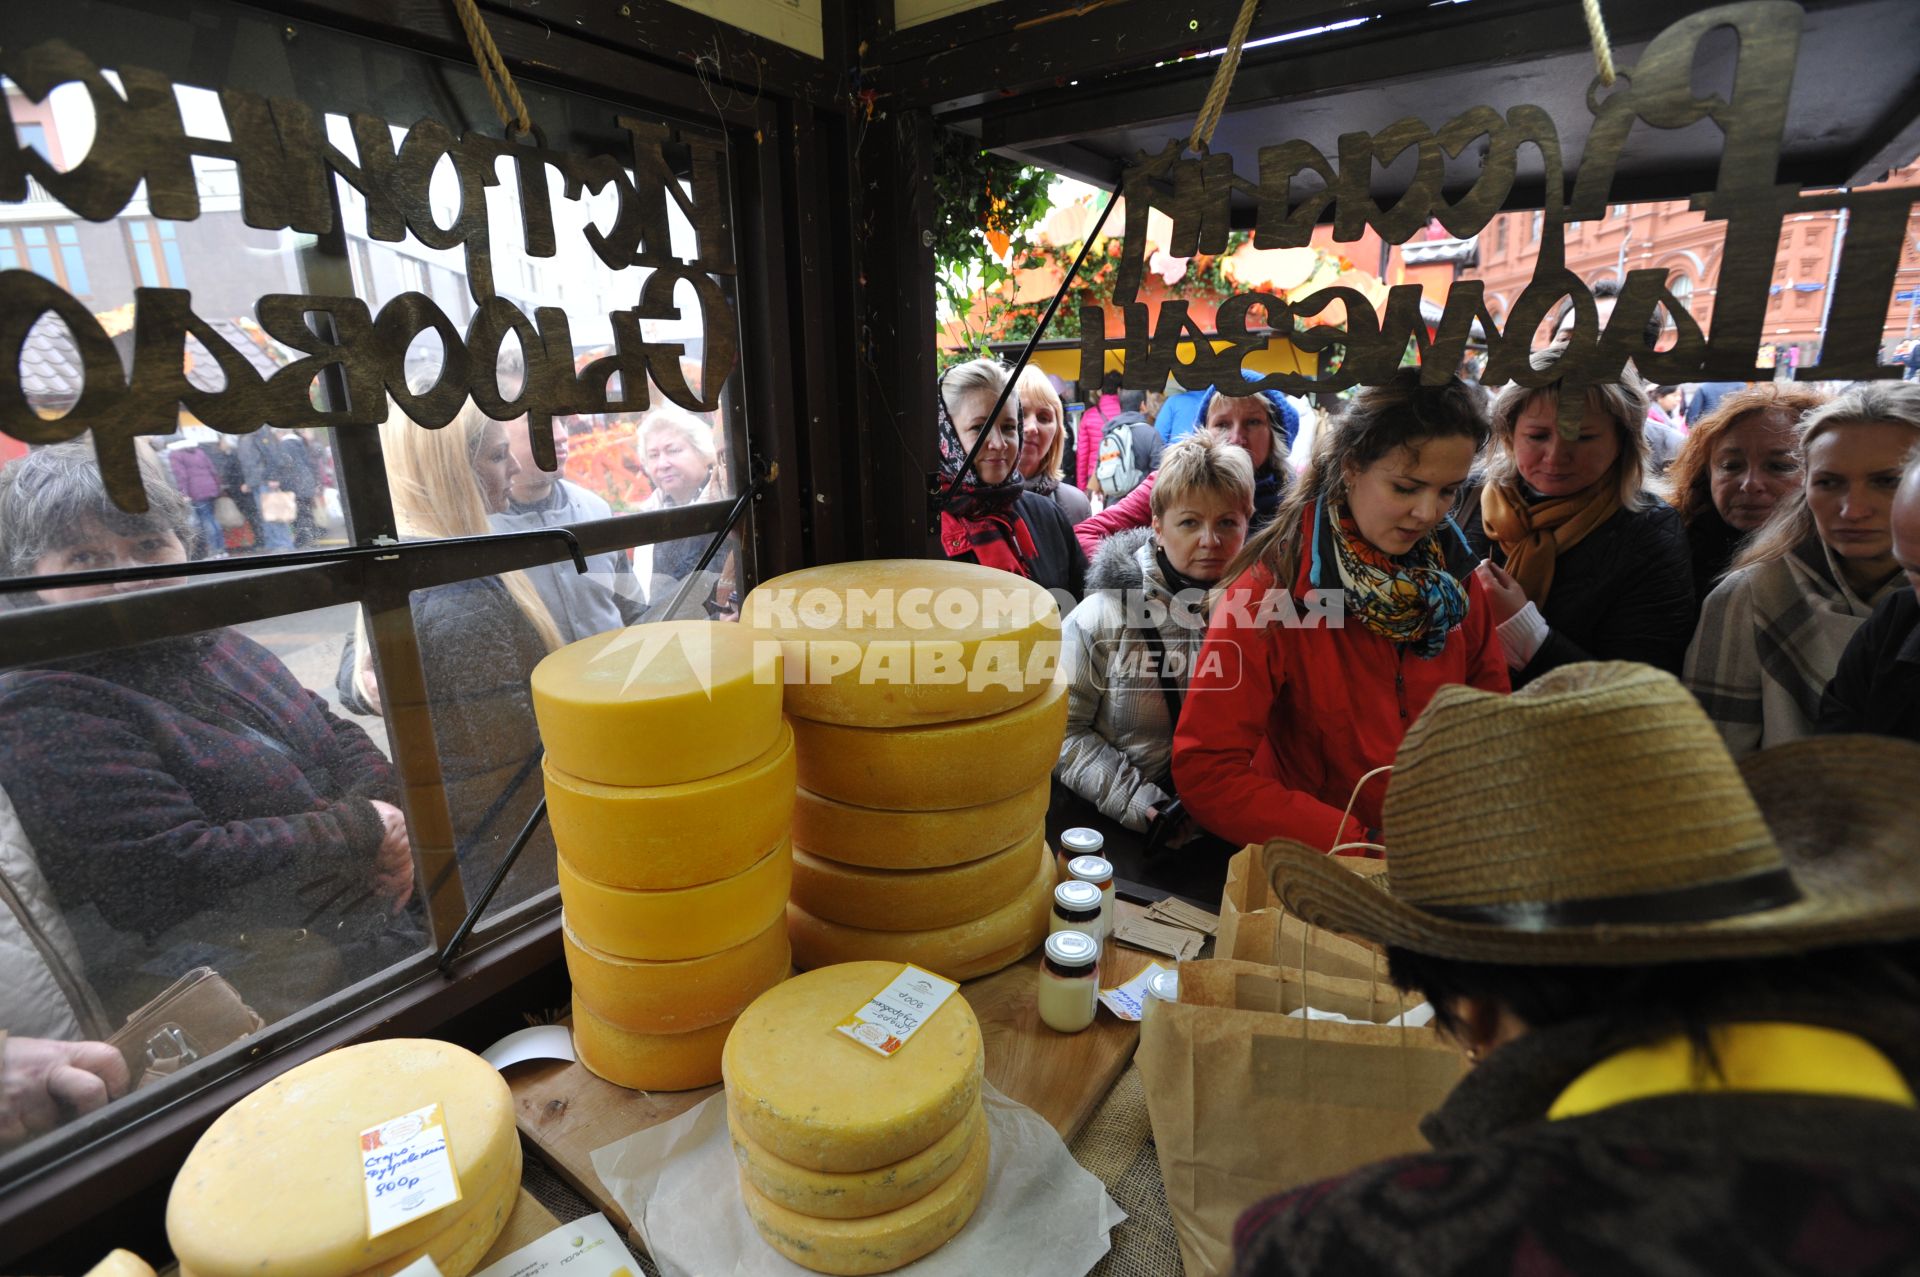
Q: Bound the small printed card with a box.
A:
[1098,963,1168,1023]
[361,1102,462,1240]
[471,1211,634,1277]
[835,964,961,1058]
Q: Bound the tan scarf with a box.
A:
[1480,476,1622,605]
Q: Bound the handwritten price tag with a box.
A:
[361,1103,462,1240]
[835,965,960,1058]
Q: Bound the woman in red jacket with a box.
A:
[1172,371,1508,853]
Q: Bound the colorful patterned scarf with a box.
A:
[1325,496,1468,660]
[936,371,1035,577]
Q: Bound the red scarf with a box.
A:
[939,509,1037,577]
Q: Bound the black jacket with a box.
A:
[947,490,1088,601]
[1818,586,1920,744]
[1686,507,1748,607]
[1458,485,1697,686]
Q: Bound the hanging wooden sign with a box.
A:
[0,39,740,511]
[1084,0,1916,430]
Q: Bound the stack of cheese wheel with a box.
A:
[166,1040,519,1277]
[742,561,1067,982]
[724,962,990,1275]
[532,620,795,1090]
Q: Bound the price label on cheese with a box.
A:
[360,1102,463,1240]
[834,964,961,1057]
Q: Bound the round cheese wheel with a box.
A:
[572,995,742,1092]
[565,912,791,1033]
[792,779,1049,870]
[741,560,1061,727]
[730,1101,985,1221]
[558,839,792,961]
[790,826,1045,932]
[724,962,984,1173]
[82,1253,158,1277]
[357,1149,521,1277]
[545,722,796,890]
[531,620,783,787]
[787,837,1055,983]
[738,1114,991,1275]
[791,680,1067,811]
[166,1039,517,1277]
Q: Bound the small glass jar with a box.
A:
[1147,968,1179,1005]
[1066,854,1114,943]
[1060,827,1105,859]
[1038,930,1100,1033]
[1049,880,1102,938]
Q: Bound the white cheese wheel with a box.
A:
[741,560,1061,727]
[558,839,792,961]
[738,1115,991,1275]
[82,1253,157,1277]
[790,826,1045,932]
[564,912,791,1033]
[792,779,1049,870]
[531,620,783,787]
[571,996,742,1092]
[544,722,796,890]
[724,962,984,1173]
[730,1101,985,1221]
[166,1039,517,1277]
[787,836,1055,983]
[791,680,1067,810]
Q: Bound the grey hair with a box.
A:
[0,439,200,581]
[940,359,1012,422]
[636,406,718,471]
[1487,352,1652,511]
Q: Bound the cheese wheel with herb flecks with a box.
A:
[790,826,1044,932]
[724,962,983,1173]
[787,834,1055,982]
[741,560,1060,727]
[166,1039,517,1277]
[531,620,782,787]
[737,1115,991,1275]
[572,996,742,1092]
[558,839,792,961]
[790,680,1067,811]
[564,912,790,1033]
[792,780,1048,870]
[544,723,796,890]
[729,1101,985,1221]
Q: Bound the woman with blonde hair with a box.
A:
[337,403,563,904]
[1014,365,1091,524]
[1459,353,1695,686]
[1665,384,1825,604]
[1685,383,1920,758]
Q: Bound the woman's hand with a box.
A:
[1473,558,1529,625]
[357,660,383,714]
[0,1036,130,1147]
[367,799,415,912]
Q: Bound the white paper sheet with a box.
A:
[589,1080,1125,1277]
[471,1211,630,1277]
[1285,1002,1435,1028]
[481,1025,577,1072]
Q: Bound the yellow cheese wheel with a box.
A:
[724,961,984,1173]
[357,1150,521,1277]
[531,620,783,787]
[167,1040,517,1277]
[730,1101,985,1221]
[558,839,792,961]
[572,995,739,1091]
[787,836,1055,982]
[83,1253,157,1277]
[544,723,796,890]
[791,826,1045,932]
[565,912,791,1033]
[741,560,1061,727]
[791,680,1067,811]
[738,1116,991,1275]
[793,780,1049,870]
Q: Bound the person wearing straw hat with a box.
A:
[1232,662,1920,1277]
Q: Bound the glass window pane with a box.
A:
[158,221,188,286]
[0,231,18,272]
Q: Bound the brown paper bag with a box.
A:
[1215,847,1387,979]
[1136,958,1464,1277]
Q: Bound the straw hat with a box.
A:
[1262,662,1920,965]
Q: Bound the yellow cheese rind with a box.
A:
[742,560,1061,727]
[531,620,783,787]
[357,1146,521,1277]
[790,680,1067,810]
[791,826,1044,932]
[545,724,796,889]
[565,913,791,1033]
[83,1252,157,1277]
[558,839,793,961]
[572,996,741,1092]
[166,1039,517,1277]
[724,962,984,1173]
[730,1102,985,1221]
[738,1117,991,1275]
[787,837,1055,982]
[792,780,1048,870]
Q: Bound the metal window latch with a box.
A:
[144,1024,201,1069]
